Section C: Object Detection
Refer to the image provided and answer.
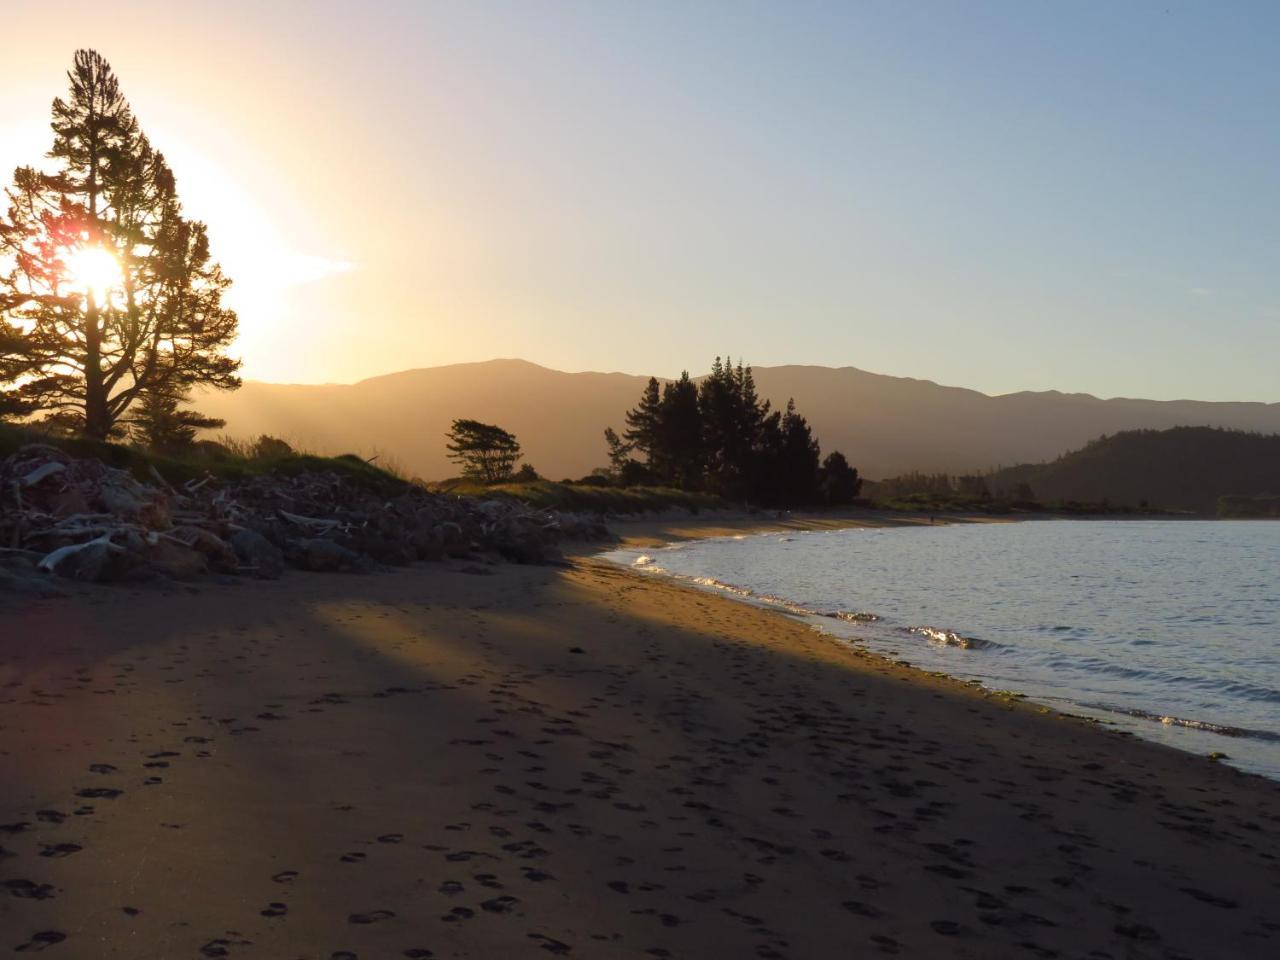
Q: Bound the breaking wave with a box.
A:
[904,626,999,651]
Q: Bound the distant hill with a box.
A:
[988,427,1280,512]
[193,359,1280,482]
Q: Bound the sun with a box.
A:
[62,244,123,302]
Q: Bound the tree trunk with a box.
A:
[83,296,110,438]
[82,66,109,439]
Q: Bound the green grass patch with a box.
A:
[427,478,727,514]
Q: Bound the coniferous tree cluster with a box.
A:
[605,358,861,507]
[0,49,240,440]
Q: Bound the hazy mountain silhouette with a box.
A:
[194,359,1280,481]
[988,427,1280,512]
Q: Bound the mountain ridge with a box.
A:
[194,359,1280,482]
[988,427,1280,512]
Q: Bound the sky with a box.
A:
[2,1,1278,401]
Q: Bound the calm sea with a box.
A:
[603,520,1280,779]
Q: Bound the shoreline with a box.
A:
[589,513,1280,781]
[576,504,1237,557]
[576,507,1013,554]
[2,536,1278,956]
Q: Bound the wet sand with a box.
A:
[1,534,1278,958]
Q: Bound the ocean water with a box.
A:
[603,520,1280,779]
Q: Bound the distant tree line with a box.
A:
[602,358,861,507]
[870,471,1033,502]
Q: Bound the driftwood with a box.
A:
[37,533,124,573]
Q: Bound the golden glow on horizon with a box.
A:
[62,244,123,303]
[143,133,355,372]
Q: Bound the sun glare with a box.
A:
[62,245,123,302]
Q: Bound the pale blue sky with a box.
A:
[3,1,1277,399]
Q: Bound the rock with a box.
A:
[170,527,238,572]
[146,540,208,580]
[439,522,471,558]
[289,538,364,573]
[48,486,91,518]
[348,534,415,565]
[98,484,144,517]
[229,529,284,579]
[410,525,446,561]
[0,568,63,598]
[0,552,43,573]
[492,524,562,564]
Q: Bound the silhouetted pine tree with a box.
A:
[603,427,635,477]
[658,371,703,489]
[819,451,862,505]
[779,398,821,505]
[0,50,239,437]
[624,376,663,471]
[445,419,522,483]
[130,385,225,452]
[698,358,771,500]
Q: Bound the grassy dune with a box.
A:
[428,477,726,514]
[0,423,407,493]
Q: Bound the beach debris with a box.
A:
[0,443,610,593]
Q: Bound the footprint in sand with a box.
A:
[348,910,395,924]
[528,933,571,954]
[13,930,66,952]
[260,902,288,918]
[480,895,519,914]
[4,879,56,900]
[199,937,251,958]
[38,843,82,858]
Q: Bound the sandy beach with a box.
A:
[2,522,1278,959]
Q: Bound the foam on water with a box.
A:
[601,520,1280,779]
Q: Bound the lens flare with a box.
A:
[62,245,123,302]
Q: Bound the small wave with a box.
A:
[633,555,655,566]
[689,576,754,597]
[1077,702,1280,742]
[905,626,997,651]
[827,610,881,624]
[757,595,820,616]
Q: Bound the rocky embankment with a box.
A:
[0,445,608,596]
